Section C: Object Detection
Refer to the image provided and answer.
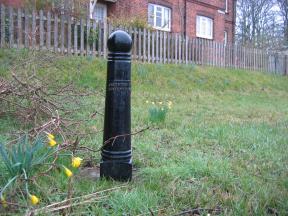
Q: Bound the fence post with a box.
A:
[47,11,51,50]
[100,30,133,181]
[54,13,58,52]
[97,21,101,57]
[92,20,96,56]
[143,28,146,62]
[73,20,78,55]
[86,17,90,56]
[156,30,159,62]
[60,13,65,54]
[147,29,151,63]
[39,10,44,49]
[284,55,288,76]
[31,10,36,49]
[138,28,142,61]
[151,30,155,62]
[160,31,163,63]
[67,15,71,55]
[80,18,84,55]
[17,8,22,48]
[103,19,108,58]
[0,4,5,48]
[8,6,14,48]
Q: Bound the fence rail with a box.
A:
[0,4,287,75]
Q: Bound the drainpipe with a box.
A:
[184,0,187,37]
[232,0,236,44]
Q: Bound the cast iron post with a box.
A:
[100,30,133,181]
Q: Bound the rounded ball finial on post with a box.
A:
[107,30,132,53]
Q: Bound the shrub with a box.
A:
[0,133,82,207]
[108,15,152,30]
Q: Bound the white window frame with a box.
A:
[91,3,107,22]
[148,3,171,32]
[196,15,213,40]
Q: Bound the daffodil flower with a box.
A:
[48,138,57,147]
[1,196,8,208]
[159,101,163,105]
[29,194,39,205]
[145,100,149,103]
[71,157,83,168]
[63,166,73,178]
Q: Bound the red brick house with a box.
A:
[0,0,236,44]
[92,0,236,43]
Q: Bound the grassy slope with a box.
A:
[0,49,288,215]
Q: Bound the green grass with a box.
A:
[0,49,288,215]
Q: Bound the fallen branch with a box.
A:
[25,185,128,215]
[172,206,223,216]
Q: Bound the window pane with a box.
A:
[156,11,162,17]
[164,8,170,28]
[156,16,162,27]
[93,5,105,21]
[208,18,213,38]
[156,6,162,12]
[148,4,154,25]
[202,19,206,35]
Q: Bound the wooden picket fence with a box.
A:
[0,4,287,75]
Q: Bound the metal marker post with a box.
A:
[100,30,133,181]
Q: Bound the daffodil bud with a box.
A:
[29,194,39,205]
[71,157,83,168]
[63,166,73,178]
[47,133,55,140]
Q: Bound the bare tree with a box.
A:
[23,0,89,18]
[275,0,288,47]
[236,0,283,49]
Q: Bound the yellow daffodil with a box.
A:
[63,166,73,178]
[48,138,57,147]
[1,196,7,208]
[145,100,149,103]
[159,101,163,105]
[71,157,83,168]
[29,194,39,205]
[152,102,155,105]
[47,133,55,140]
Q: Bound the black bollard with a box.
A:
[100,30,133,181]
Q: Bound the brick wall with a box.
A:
[0,0,23,7]
[107,0,236,43]
[0,0,236,43]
